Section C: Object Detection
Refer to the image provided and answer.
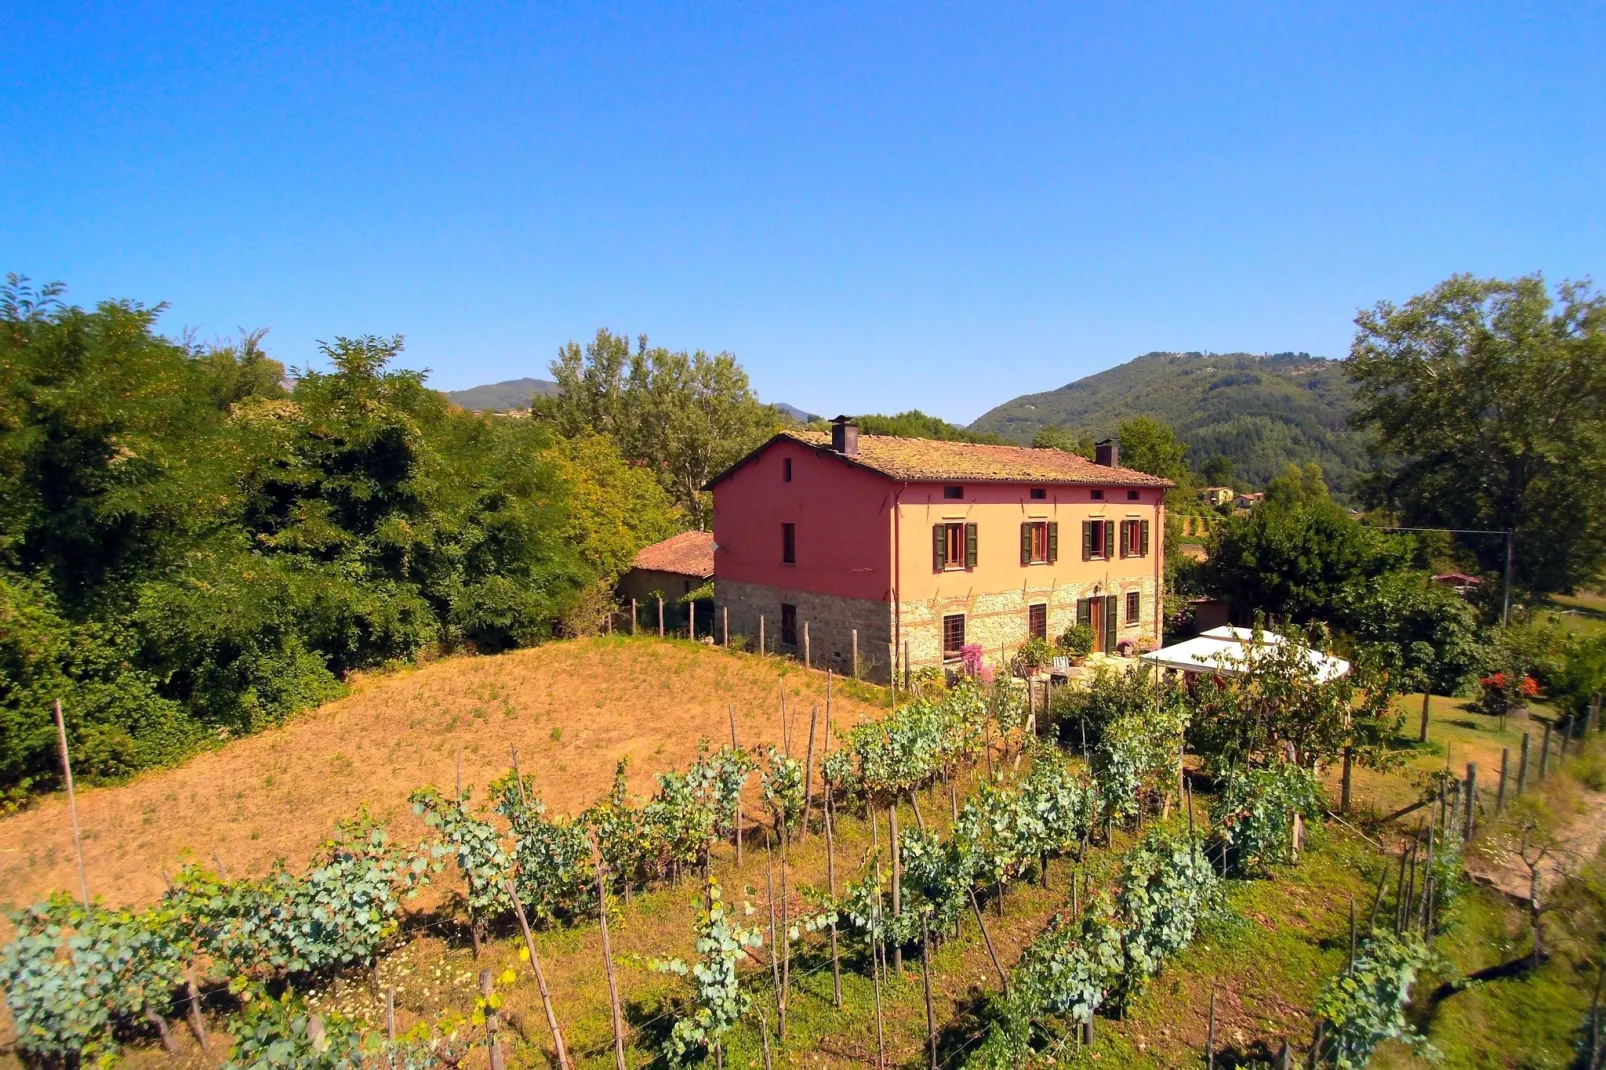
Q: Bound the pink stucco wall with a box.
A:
[711,438,894,601]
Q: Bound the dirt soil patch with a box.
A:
[0,638,878,914]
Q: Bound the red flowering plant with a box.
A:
[1478,670,1539,728]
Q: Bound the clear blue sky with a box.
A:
[3,3,1601,424]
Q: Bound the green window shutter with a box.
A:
[1020,522,1031,566]
[1077,598,1091,627]
[1047,522,1059,564]
[1082,521,1093,561]
[933,524,946,571]
[1103,594,1118,651]
[1104,521,1116,560]
[1140,519,1150,556]
[1117,520,1128,559]
[965,523,978,569]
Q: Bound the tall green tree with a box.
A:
[1348,273,1606,594]
[535,329,779,526]
[1030,426,1095,457]
[1203,471,1411,622]
[1116,415,1190,484]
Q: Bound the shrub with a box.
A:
[1057,623,1095,659]
[1209,764,1323,875]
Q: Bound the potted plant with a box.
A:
[1014,637,1054,678]
[1057,623,1095,665]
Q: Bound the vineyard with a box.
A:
[0,634,1601,1068]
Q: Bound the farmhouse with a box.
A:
[706,417,1171,682]
[618,530,714,606]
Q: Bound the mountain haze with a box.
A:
[969,352,1366,494]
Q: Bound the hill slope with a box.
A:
[969,351,1367,494]
[444,376,561,410]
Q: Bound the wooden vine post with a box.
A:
[728,703,744,865]
[631,598,637,635]
[765,848,784,1038]
[800,703,819,837]
[658,596,664,637]
[53,699,90,907]
[479,969,505,1070]
[825,781,843,1007]
[593,848,628,1070]
[1518,732,1531,796]
[1497,747,1510,812]
[969,887,1008,993]
[504,880,573,1070]
[889,803,902,972]
[920,913,937,1070]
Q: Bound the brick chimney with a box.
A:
[1094,438,1119,468]
[831,415,859,456]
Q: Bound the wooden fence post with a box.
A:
[1518,732,1530,796]
[724,606,730,646]
[804,621,810,670]
[657,596,664,637]
[852,629,859,678]
[1497,747,1510,812]
[1540,722,1552,780]
[631,598,637,635]
[801,705,819,836]
[1463,763,1477,842]
[760,614,765,654]
[690,600,695,640]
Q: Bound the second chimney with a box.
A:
[831,415,859,456]
[1094,438,1119,468]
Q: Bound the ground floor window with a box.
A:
[780,603,798,647]
[1028,602,1047,640]
[1125,591,1141,626]
[942,614,966,659]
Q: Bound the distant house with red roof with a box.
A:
[703,417,1172,681]
[618,530,714,608]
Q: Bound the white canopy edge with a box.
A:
[1139,626,1351,683]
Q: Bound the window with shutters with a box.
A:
[782,523,796,564]
[1019,521,1057,565]
[1028,603,1047,640]
[934,522,976,570]
[942,614,966,659]
[1083,519,1113,560]
[1112,518,1150,559]
[1125,591,1140,626]
[783,458,792,482]
[780,603,797,647]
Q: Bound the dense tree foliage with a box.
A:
[0,279,676,795]
[1203,465,1411,622]
[839,410,1006,444]
[1348,273,1606,594]
[534,328,780,526]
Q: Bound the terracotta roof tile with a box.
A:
[632,530,715,577]
[770,430,1174,487]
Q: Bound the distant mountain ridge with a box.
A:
[444,377,561,411]
[968,351,1366,494]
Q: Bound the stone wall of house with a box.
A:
[896,574,1161,673]
[715,579,895,681]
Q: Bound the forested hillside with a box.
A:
[969,351,1366,494]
